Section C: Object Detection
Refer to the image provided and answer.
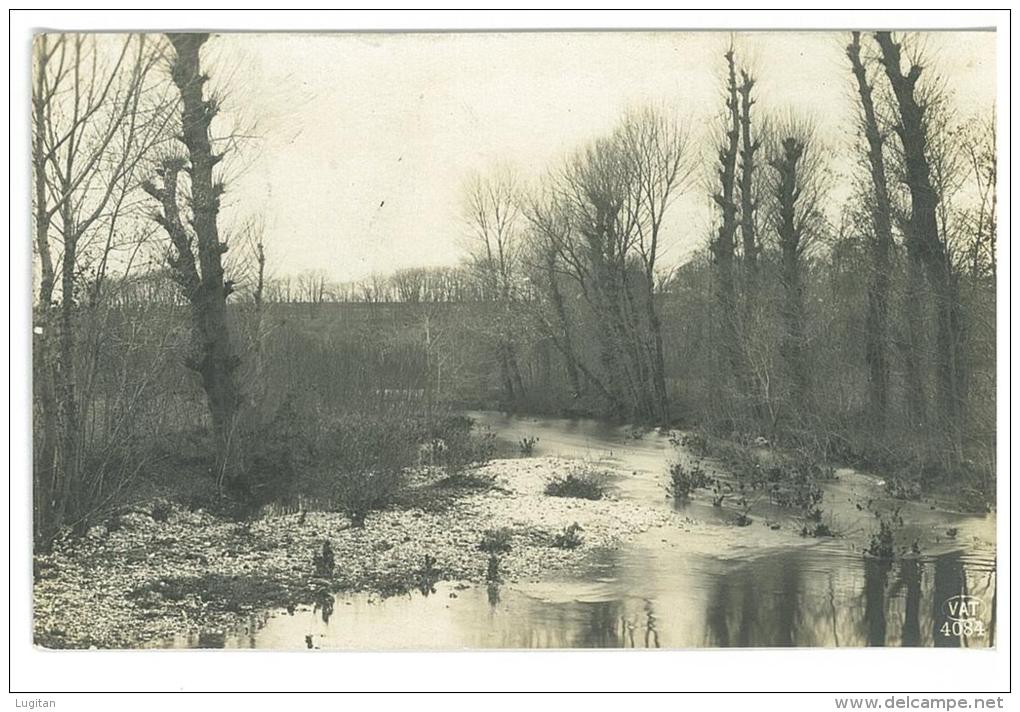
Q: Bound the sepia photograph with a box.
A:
[9,7,1010,701]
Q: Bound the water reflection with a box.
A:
[167,547,994,650]
[932,552,964,648]
[162,411,995,650]
[704,553,805,647]
[863,558,890,646]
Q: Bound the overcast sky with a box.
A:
[203,30,996,284]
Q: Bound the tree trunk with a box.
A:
[875,32,965,452]
[847,33,895,430]
[738,71,760,274]
[774,138,809,412]
[156,33,245,489]
[56,205,81,531]
[644,290,670,422]
[32,45,59,541]
[545,262,583,398]
[710,50,748,422]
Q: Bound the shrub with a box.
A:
[149,498,174,523]
[478,527,513,555]
[769,477,824,513]
[417,415,496,472]
[544,471,608,500]
[518,436,539,456]
[486,554,501,583]
[733,496,753,527]
[801,521,835,538]
[552,522,584,549]
[886,476,922,501]
[236,428,300,510]
[670,430,710,458]
[324,413,418,478]
[312,541,335,578]
[315,413,418,525]
[334,469,403,527]
[665,460,711,499]
[866,519,896,558]
[416,554,441,595]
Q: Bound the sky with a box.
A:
[201,30,997,284]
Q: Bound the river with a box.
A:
[169,411,996,649]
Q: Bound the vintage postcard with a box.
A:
[26,22,999,664]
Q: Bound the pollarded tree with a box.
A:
[144,33,246,492]
[709,49,745,408]
[765,118,827,415]
[846,31,897,429]
[875,31,966,453]
[737,68,762,274]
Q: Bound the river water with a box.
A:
[171,411,996,649]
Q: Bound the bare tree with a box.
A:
[144,33,245,491]
[959,113,996,282]
[32,32,172,541]
[875,31,966,453]
[765,118,827,415]
[737,68,762,272]
[847,31,897,429]
[709,48,752,424]
[618,107,692,421]
[392,267,426,303]
[464,165,527,406]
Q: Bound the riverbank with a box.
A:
[33,456,696,649]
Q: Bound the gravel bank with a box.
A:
[33,457,696,648]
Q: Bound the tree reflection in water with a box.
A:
[700,549,993,648]
[174,548,994,650]
[932,552,965,648]
[863,558,891,646]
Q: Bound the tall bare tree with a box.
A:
[465,165,527,406]
[709,49,748,421]
[619,107,692,421]
[737,69,762,273]
[144,33,246,491]
[766,119,826,415]
[32,32,171,540]
[875,31,966,452]
[847,31,897,429]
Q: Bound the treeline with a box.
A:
[454,34,995,487]
[31,32,995,544]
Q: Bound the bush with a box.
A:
[150,498,174,523]
[866,519,896,559]
[801,521,835,538]
[478,527,513,555]
[544,471,608,500]
[670,430,710,458]
[315,413,419,526]
[334,469,402,527]
[886,476,922,501]
[425,415,496,472]
[236,427,300,510]
[552,522,584,549]
[665,460,711,499]
[518,436,539,456]
[312,540,335,578]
